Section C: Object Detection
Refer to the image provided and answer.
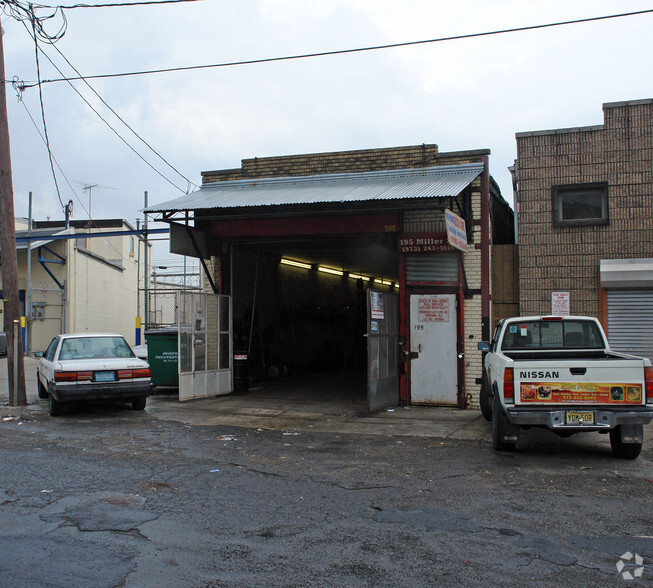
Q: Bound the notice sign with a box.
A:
[370,291,384,319]
[444,209,468,253]
[551,292,570,316]
[418,297,450,322]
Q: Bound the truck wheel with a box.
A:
[49,393,64,417]
[492,395,517,451]
[609,426,642,459]
[480,382,492,422]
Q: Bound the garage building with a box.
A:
[147,144,513,411]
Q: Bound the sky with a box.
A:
[2,0,652,266]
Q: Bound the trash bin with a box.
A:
[233,351,249,392]
[145,327,179,387]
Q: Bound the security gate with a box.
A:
[367,290,399,412]
[177,291,232,401]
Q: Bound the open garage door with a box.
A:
[367,290,399,412]
[178,291,233,401]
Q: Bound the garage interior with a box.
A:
[226,231,399,409]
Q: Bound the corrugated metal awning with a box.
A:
[146,163,484,213]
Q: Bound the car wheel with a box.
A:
[492,395,517,451]
[132,398,146,411]
[48,393,64,417]
[480,381,492,422]
[37,375,48,399]
[609,426,642,459]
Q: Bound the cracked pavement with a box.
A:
[1,400,653,587]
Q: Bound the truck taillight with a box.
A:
[645,366,653,403]
[503,368,514,403]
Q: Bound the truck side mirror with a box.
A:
[477,342,490,352]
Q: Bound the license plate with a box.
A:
[565,411,595,425]
[95,371,115,382]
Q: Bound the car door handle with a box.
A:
[570,367,586,376]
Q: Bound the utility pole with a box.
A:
[0,16,27,405]
[143,191,149,331]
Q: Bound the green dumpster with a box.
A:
[145,328,179,387]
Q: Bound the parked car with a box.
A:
[35,333,152,416]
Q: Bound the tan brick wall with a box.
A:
[202,145,490,183]
[516,99,653,317]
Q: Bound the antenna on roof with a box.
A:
[75,181,116,225]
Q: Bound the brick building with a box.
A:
[148,144,513,410]
[514,98,653,361]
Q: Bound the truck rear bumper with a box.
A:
[506,407,653,430]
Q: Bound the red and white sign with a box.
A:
[417,297,450,322]
[444,209,468,253]
[397,232,455,254]
[551,292,570,316]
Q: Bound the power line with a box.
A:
[19,19,190,193]
[44,0,204,8]
[15,8,653,87]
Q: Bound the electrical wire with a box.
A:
[19,18,189,193]
[29,9,66,210]
[14,8,653,87]
[47,39,196,189]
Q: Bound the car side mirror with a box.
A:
[477,342,490,352]
[34,351,44,358]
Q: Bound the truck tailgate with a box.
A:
[514,359,646,406]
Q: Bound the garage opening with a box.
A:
[228,233,399,410]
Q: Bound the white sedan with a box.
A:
[36,333,152,417]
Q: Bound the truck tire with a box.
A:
[609,426,642,459]
[492,395,517,451]
[480,382,492,422]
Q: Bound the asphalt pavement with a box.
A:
[2,357,653,587]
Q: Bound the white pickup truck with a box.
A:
[478,316,653,458]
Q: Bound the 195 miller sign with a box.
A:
[398,232,455,253]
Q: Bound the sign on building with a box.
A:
[551,292,570,316]
[444,209,468,253]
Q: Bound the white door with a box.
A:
[178,292,233,401]
[409,294,458,405]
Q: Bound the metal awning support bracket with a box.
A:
[37,245,65,290]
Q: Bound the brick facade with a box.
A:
[515,99,653,317]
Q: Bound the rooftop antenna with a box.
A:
[75,181,116,225]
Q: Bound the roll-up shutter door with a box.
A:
[405,253,459,285]
[606,289,653,362]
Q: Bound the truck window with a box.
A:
[501,320,605,350]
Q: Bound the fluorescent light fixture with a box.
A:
[318,266,344,276]
[280,258,312,270]
[349,273,370,282]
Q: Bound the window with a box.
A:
[501,319,605,351]
[551,183,608,227]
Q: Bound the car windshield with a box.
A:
[58,336,135,360]
[501,320,605,351]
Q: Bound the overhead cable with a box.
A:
[14,8,653,86]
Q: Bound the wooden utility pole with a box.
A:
[0,16,27,405]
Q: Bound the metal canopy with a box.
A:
[146,163,484,213]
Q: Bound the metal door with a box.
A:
[367,290,399,412]
[178,291,232,401]
[607,289,653,362]
[409,294,457,405]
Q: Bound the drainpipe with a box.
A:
[480,156,491,342]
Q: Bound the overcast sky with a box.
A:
[3,0,652,265]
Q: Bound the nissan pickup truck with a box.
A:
[477,316,653,458]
